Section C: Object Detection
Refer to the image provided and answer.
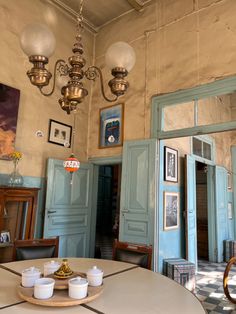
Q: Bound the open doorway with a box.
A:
[95,164,121,260]
[196,161,209,261]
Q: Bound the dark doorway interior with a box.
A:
[95,164,121,260]
[196,161,209,260]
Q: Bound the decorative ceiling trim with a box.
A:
[49,0,98,33]
[126,0,153,11]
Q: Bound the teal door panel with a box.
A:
[215,166,228,262]
[59,233,86,257]
[44,158,93,258]
[71,168,90,206]
[227,191,234,240]
[231,146,236,239]
[185,155,197,266]
[119,139,157,245]
[207,165,217,262]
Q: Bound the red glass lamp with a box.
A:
[63,154,80,173]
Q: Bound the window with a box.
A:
[192,136,214,162]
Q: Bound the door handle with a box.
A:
[121,209,129,213]
[48,210,56,214]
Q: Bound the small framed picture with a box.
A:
[164,192,179,231]
[99,103,124,148]
[48,119,72,147]
[0,230,10,243]
[227,172,232,190]
[164,146,178,182]
[228,202,233,219]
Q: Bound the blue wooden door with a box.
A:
[43,158,94,257]
[185,155,197,266]
[119,139,157,245]
[215,166,228,262]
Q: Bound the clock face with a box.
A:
[105,119,120,145]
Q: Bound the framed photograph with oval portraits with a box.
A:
[48,119,72,148]
[99,103,124,148]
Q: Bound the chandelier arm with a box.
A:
[38,59,68,96]
[85,66,118,103]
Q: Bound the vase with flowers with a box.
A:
[8,151,24,186]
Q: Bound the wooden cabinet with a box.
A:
[0,186,40,262]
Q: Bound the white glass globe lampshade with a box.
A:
[105,41,136,72]
[20,23,56,58]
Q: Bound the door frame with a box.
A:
[88,156,122,257]
[151,76,236,269]
[190,135,217,262]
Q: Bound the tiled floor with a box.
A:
[94,241,236,313]
[195,260,236,313]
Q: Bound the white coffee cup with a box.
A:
[21,267,41,288]
[34,278,55,299]
[43,260,61,277]
[68,276,88,299]
[86,266,103,287]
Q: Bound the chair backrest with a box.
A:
[13,237,59,261]
[112,239,152,269]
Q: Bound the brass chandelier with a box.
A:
[20,0,136,114]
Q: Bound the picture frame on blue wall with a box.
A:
[164,192,179,231]
[228,202,233,219]
[164,146,178,182]
[99,103,124,148]
[227,172,232,190]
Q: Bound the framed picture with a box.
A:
[99,103,124,148]
[0,83,20,160]
[228,202,233,219]
[164,146,178,182]
[48,119,72,147]
[164,192,179,230]
[0,230,10,243]
[227,172,232,190]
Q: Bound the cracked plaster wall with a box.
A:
[0,0,235,177]
[88,0,236,159]
[0,0,94,177]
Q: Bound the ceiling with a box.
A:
[51,0,153,31]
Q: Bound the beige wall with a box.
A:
[164,94,233,175]
[88,0,236,158]
[0,0,94,177]
[1,0,236,178]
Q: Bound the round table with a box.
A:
[0,258,205,314]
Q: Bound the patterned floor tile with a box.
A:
[194,260,236,313]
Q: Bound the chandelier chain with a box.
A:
[76,0,84,35]
[71,113,76,153]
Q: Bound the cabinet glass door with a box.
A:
[0,200,30,262]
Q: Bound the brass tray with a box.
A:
[17,284,103,307]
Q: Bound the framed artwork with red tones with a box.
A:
[0,83,20,160]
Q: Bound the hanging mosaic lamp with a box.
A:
[63,153,80,173]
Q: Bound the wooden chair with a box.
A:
[223,256,236,304]
[112,239,152,269]
[13,237,59,261]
